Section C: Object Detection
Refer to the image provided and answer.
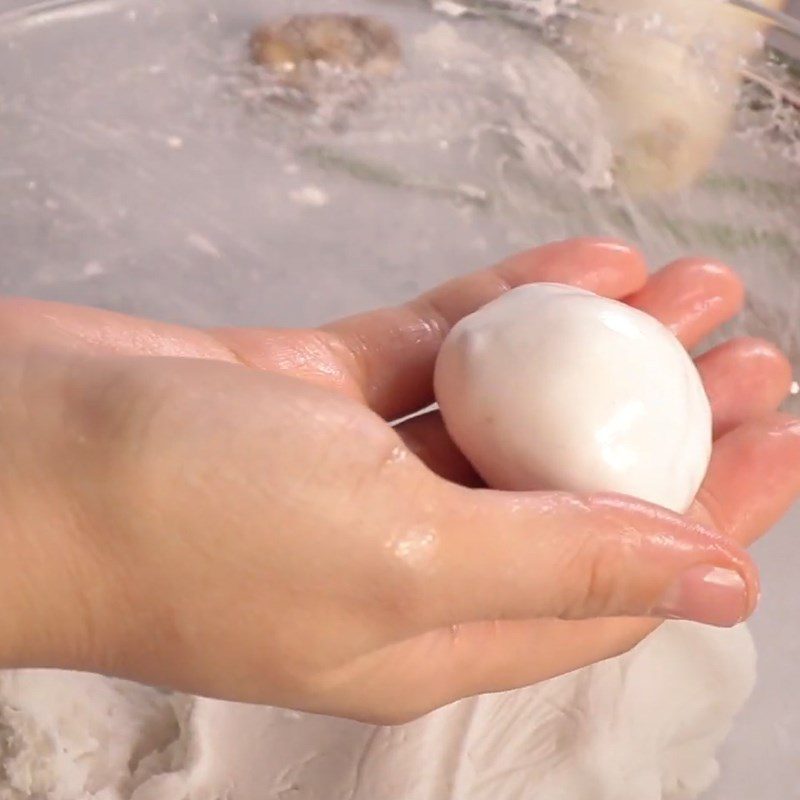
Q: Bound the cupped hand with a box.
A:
[0,238,797,724]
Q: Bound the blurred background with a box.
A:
[0,1,798,796]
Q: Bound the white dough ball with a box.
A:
[434,283,712,512]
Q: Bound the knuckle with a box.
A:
[60,357,172,463]
[55,358,192,535]
[412,295,451,343]
[314,410,418,507]
[370,521,443,632]
[336,458,438,631]
[559,534,624,620]
[320,329,373,398]
[364,555,422,631]
[694,486,735,537]
[0,349,169,482]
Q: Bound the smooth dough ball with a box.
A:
[434,283,712,512]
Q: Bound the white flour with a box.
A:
[0,1,795,797]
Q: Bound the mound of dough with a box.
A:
[0,622,754,799]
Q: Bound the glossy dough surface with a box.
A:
[0,623,755,800]
[435,283,713,512]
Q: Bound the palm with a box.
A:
[4,238,798,707]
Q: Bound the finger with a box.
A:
[697,338,793,438]
[396,258,747,481]
[321,238,648,420]
[0,299,364,398]
[693,413,800,547]
[334,253,742,423]
[625,258,744,350]
[397,411,481,486]
[391,413,800,710]
[330,616,655,722]
[404,487,758,636]
[0,297,237,361]
[396,337,793,483]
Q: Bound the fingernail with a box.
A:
[654,566,749,627]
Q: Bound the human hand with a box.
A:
[0,238,796,724]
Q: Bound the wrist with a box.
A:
[0,503,114,674]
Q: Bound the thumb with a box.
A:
[411,485,758,631]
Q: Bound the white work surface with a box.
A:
[1,0,798,796]
[707,505,800,799]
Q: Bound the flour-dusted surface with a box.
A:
[707,511,800,800]
[0,623,755,800]
[2,0,800,335]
